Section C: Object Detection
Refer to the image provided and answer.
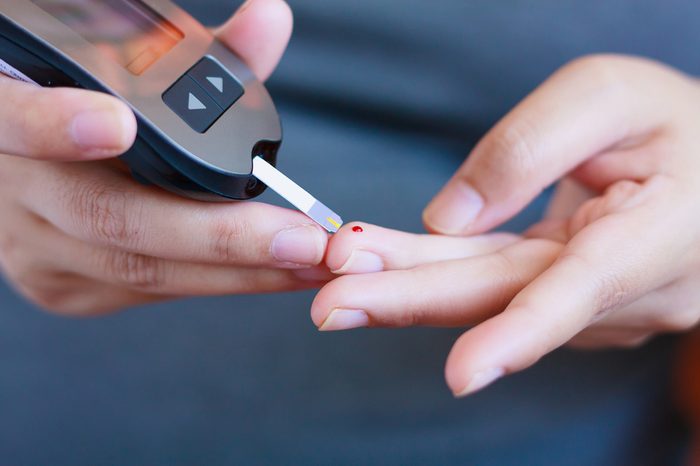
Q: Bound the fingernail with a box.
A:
[319,309,369,331]
[424,182,484,235]
[272,225,325,266]
[71,109,132,155]
[332,249,384,274]
[455,367,505,398]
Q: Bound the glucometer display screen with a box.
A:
[31,0,184,75]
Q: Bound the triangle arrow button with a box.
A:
[188,93,207,110]
[206,76,224,93]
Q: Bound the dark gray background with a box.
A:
[1,1,698,464]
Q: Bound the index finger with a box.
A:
[326,222,518,274]
[0,77,136,161]
[423,55,690,235]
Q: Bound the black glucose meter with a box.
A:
[0,0,283,202]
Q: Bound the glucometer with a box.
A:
[0,0,343,232]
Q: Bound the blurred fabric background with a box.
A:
[1,1,699,464]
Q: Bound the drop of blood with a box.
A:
[352,226,364,233]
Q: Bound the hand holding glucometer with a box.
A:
[1,0,342,232]
[0,0,334,314]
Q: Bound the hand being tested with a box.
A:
[313,55,700,396]
[0,0,330,315]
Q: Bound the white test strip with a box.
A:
[0,58,38,86]
[252,156,344,233]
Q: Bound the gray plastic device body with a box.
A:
[0,0,282,201]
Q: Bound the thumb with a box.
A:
[215,0,293,82]
[0,76,136,161]
[422,55,686,235]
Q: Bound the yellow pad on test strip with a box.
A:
[252,156,344,233]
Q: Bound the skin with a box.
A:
[0,0,334,316]
[313,55,700,397]
[2,1,698,404]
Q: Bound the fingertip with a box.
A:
[310,274,370,328]
[453,367,506,398]
[216,0,293,81]
[318,309,370,332]
[271,223,328,267]
[423,181,485,235]
[228,0,293,32]
[261,0,293,29]
[443,317,523,396]
[444,333,503,397]
[68,91,136,160]
[113,98,138,152]
[310,279,339,327]
[444,332,476,395]
[5,83,137,161]
[325,221,375,271]
[445,303,565,396]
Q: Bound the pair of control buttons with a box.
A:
[162,56,245,133]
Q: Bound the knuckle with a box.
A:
[601,181,646,212]
[490,249,529,307]
[559,251,631,318]
[606,180,643,199]
[68,180,139,246]
[209,217,255,263]
[567,181,643,238]
[478,119,540,188]
[568,187,639,236]
[102,249,166,290]
[592,272,630,316]
[391,282,423,326]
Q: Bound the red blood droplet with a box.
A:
[352,226,364,233]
